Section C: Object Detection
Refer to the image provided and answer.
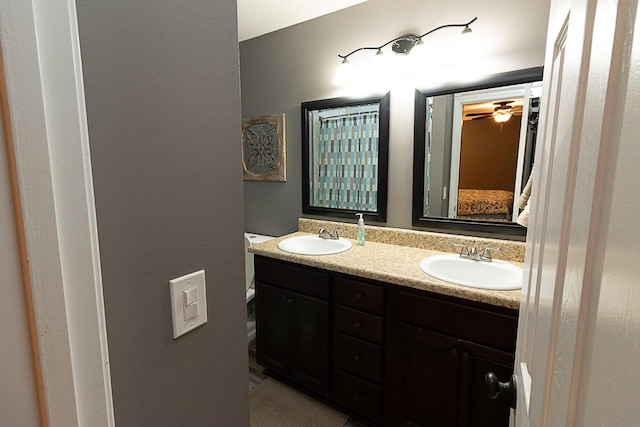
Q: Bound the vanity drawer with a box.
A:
[336,306,383,344]
[332,370,382,424]
[397,289,518,351]
[334,276,384,314]
[255,256,330,300]
[334,334,382,382]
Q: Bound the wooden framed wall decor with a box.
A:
[242,113,286,181]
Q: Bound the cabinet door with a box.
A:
[255,282,290,377]
[395,323,460,427]
[457,340,514,427]
[290,292,330,395]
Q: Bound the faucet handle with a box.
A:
[318,227,327,238]
[332,228,342,239]
[452,243,470,257]
[481,247,500,261]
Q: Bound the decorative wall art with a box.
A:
[242,113,286,182]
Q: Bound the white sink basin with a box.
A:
[419,254,523,290]
[277,235,352,256]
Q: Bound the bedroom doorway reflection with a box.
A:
[448,82,541,222]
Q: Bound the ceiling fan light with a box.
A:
[493,111,512,123]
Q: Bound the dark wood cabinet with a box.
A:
[254,256,518,426]
[387,288,518,427]
[392,323,460,426]
[255,257,331,396]
[456,340,514,427]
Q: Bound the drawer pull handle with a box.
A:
[354,354,361,362]
[355,292,364,300]
[354,321,362,329]
[281,297,293,304]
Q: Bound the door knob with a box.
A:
[485,372,517,409]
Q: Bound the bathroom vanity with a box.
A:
[252,219,522,427]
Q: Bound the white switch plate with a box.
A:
[169,270,207,339]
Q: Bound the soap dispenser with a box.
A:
[355,213,365,246]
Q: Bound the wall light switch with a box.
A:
[169,270,207,339]
[184,301,198,321]
[183,287,197,306]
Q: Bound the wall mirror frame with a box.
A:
[412,67,544,241]
[302,93,390,222]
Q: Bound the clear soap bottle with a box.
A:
[356,213,365,246]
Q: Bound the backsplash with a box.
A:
[298,218,526,263]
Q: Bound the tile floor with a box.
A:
[249,340,369,427]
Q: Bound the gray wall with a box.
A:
[76,1,248,425]
[241,0,549,236]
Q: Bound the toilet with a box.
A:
[244,232,275,342]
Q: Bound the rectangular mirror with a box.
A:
[302,93,390,221]
[413,68,543,240]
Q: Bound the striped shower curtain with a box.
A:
[312,111,379,211]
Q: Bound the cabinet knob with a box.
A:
[354,321,362,329]
[353,353,361,362]
[353,392,361,401]
[355,292,364,300]
[281,297,293,304]
[485,372,517,409]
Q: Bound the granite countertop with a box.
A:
[249,230,522,310]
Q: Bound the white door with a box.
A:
[513,0,640,425]
[0,1,113,425]
[0,75,42,427]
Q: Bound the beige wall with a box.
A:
[459,117,521,191]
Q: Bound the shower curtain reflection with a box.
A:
[302,93,390,222]
[312,105,379,212]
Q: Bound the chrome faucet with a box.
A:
[480,247,500,262]
[318,227,341,240]
[452,243,500,262]
[453,243,470,257]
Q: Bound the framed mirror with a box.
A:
[412,68,543,240]
[302,93,390,221]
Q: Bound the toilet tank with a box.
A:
[244,233,275,299]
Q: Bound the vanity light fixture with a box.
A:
[333,17,478,85]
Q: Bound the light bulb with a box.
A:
[493,111,512,123]
[369,49,391,83]
[409,37,429,69]
[332,58,353,86]
[456,25,481,59]
[411,38,426,56]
